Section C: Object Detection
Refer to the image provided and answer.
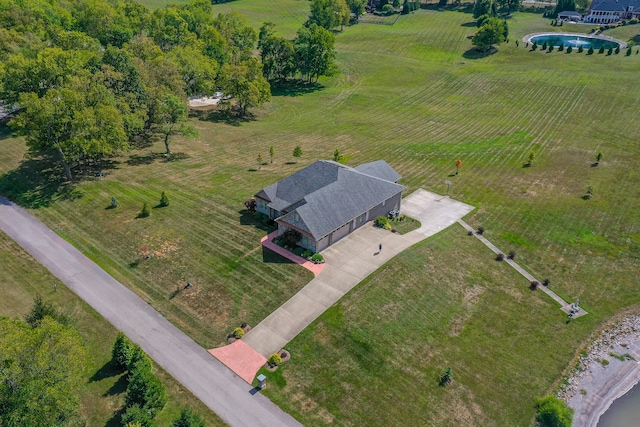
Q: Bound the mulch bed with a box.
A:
[265,349,290,372]
[226,323,251,344]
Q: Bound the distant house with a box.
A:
[255,160,405,252]
[583,0,640,23]
[558,11,583,21]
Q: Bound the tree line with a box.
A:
[0,0,339,183]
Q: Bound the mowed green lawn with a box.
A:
[1,3,639,425]
[0,231,225,426]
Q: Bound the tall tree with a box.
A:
[473,0,494,18]
[496,0,521,14]
[294,24,338,83]
[159,95,198,155]
[347,0,367,20]
[471,17,507,51]
[214,12,258,64]
[260,34,297,82]
[308,0,351,30]
[219,58,271,116]
[555,0,576,16]
[0,316,90,427]
[10,75,129,181]
[167,45,219,96]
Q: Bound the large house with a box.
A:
[583,0,640,23]
[255,160,405,253]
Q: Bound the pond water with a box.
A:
[598,381,640,427]
[528,34,621,49]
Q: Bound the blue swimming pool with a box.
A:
[526,33,624,49]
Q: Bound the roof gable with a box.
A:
[590,0,640,11]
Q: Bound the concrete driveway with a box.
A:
[243,189,474,356]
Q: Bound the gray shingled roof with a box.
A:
[590,0,640,11]
[355,160,402,183]
[256,160,405,239]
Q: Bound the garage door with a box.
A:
[330,223,351,245]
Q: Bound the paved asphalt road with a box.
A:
[0,196,301,427]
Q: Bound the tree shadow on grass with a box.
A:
[105,407,125,427]
[461,21,477,27]
[462,47,498,59]
[103,373,128,397]
[90,360,124,383]
[191,108,255,127]
[0,151,84,208]
[271,82,324,97]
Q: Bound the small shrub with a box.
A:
[110,196,119,208]
[311,253,324,263]
[139,203,150,218]
[598,45,605,54]
[159,192,169,207]
[508,250,516,260]
[381,3,394,14]
[566,45,572,53]
[467,230,473,236]
[25,296,70,327]
[630,18,638,24]
[293,247,304,256]
[375,216,392,230]
[535,395,573,427]
[530,280,539,290]
[627,46,633,56]
[281,228,302,247]
[607,46,613,55]
[268,353,283,366]
[121,404,153,427]
[172,408,205,427]
[588,46,594,54]
[532,42,538,50]
[112,331,134,370]
[558,43,564,51]
[542,279,550,286]
[302,249,313,258]
[245,198,257,212]
[615,46,620,54]
[233,327,245,339]
[578,45,584,53]
[477,226,485,235]
[548,45,553,52]
[496,253,505,261]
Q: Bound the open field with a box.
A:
[259,225,599,426]
[0,231,225,426]
[1,2,640,425]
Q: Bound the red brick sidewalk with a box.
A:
[208,340,267,384]
[261,231,325,276]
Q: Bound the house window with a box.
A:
[302,235,308,246]
[359,213,366,224]
[294,213,299,222]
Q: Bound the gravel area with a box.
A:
[560,315,640,427]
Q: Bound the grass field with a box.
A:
[0,231,225,426]
[1,1,640,425]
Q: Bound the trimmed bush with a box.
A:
[172,408,205,427]
[127,344,152,373]
[110,196,119,208]
[508,250,516,260]
[548,45,553,52]
[558,43,564,51]
[598,45,605,54]
[126,366,167,417]
[588,46,594,54]
[159,192,169,207]
[381,3,394,14]
[268,353,283,366]
[233,327,245,339]
[535,395,573,427]
[607,46,613,55]
[542,41,547,50]
[112,332,134,370]
[302,249,313,258]
[542,279,550,286]
[615,46,620,54]
[627,46,633,56]
[532,42,538,50]
[293,247,305,256]
[578,45,584,53]
[530,280,539,290]
[281,228,302,248]
[375,216,392,230]
[311,253,324,263]
[496,253,505,261]
[121,404,153,427]
[477,226,485,235]
[566,45,572,53]
[139,203,150,218]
